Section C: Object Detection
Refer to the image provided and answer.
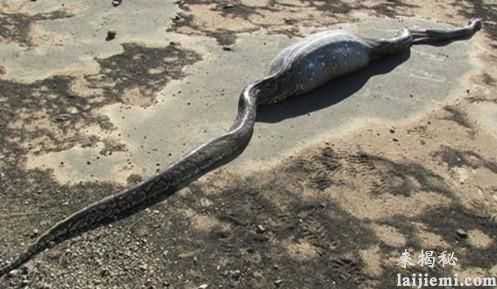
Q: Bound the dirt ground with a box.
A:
[1,0,497,288]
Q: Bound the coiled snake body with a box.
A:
[0,18,481,276]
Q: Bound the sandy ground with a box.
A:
[1,0,497,288]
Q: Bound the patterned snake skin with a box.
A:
[0,18,481,277]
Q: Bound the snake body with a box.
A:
[0,18,481,277]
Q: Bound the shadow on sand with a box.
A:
[256,49,411,123]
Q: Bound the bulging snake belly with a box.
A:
[0,18,482,277]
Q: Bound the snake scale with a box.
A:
[0,18,481,277]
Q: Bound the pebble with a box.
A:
[456,228,468,239]
[8,269,20,277]
[106,31,116,41]
[67,106,79,114]
[55,114,71,122]
[112,0,122,7]
[256,225,266,233]
[198,284,208,289]
[229,269,241,280]
[200,198,213,207]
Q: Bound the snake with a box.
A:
[0,18,481,277]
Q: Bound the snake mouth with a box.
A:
[469,18,483,32]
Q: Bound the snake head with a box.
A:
[468,18,482,32]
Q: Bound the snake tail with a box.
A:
[0,74,280,277]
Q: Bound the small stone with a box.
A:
[67,106,79,114]
[274,279,283,286]
[256,225,266,233]
[106,30,116,41]
[7,269,20,277]
[252,271,263,279]
[112,0,122,6]
[55,114,71,122]
[200,198,213,207]
[456,228,468,239]
[100,268,110,277]
[198,284,208,289]
[222,3,234,9]
[229,270,241,280]
[222,46,233,51]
